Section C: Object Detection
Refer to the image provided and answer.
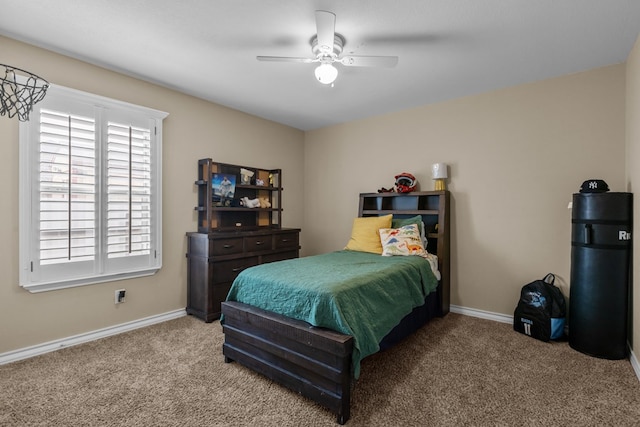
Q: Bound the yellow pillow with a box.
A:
[344,214,393,254]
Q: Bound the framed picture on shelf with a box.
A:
[212,173,236,206]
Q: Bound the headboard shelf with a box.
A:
[358,191,450,314]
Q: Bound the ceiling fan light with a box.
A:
[314,63,338,84]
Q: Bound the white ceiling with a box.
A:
[1,1,639,131]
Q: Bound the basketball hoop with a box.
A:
[0,64,49,122]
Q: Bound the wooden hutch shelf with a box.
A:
[186,158,300,322]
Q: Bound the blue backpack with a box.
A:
[514,273,567,341]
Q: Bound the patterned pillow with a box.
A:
[379,224,428,257]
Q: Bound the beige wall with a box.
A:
[626,35,640,355]
[2,34,635,360]
[304,65,626,321]
[0,36,304,353]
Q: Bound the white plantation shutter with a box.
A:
[19,84,168,292]
[39,110,96,265]
[107,123,152,259]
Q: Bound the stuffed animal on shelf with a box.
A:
[259,197,271,208]
[377,186,395,193]
[240,197,261,208]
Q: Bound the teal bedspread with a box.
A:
[223,250,438,378]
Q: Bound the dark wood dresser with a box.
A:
[186,228,300,322]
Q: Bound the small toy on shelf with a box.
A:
[240,197,261,208]
[259,197,271,208]
[394,172,417,193]
[241,196,271,208]
[377,186,395,193]
[240,168,254,185]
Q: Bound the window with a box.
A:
[19,84,168,292]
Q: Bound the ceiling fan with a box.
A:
[257,10,398,85]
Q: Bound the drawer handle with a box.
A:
[223,244,234,249]
[281,239,290,242]
[255,241,264,245]
[232,267,245,272]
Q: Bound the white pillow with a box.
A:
[379,224,428,257]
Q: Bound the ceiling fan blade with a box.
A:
[315,10,336,54]
[257,56,315,64]
[340,55,399,68]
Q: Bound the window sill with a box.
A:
[20,267,161,293]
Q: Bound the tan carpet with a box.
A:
[1,313,639,426]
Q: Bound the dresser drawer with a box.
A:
[274,232,299,249]
[211,237,244,256]
[245,235,272,252]
[262,250,299,264]
[212,257,259,284]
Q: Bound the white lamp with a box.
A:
[431,163,448,191]
[314,63,338,85]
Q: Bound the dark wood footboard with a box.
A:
[221,301,354,424]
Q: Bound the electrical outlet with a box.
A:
[115,289,126,304]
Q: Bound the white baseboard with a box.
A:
[630,348,640,383]
[450,304,513,324]
[450,304,640,384]
[0,309,187,366]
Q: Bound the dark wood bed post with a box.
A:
[437,191,451,315]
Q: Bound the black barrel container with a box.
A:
[569,192,632,359]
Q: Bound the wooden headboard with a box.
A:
[358,191,450,315]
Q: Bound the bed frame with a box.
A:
[221,191,450,424]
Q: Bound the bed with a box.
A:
[221,191,450,424]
